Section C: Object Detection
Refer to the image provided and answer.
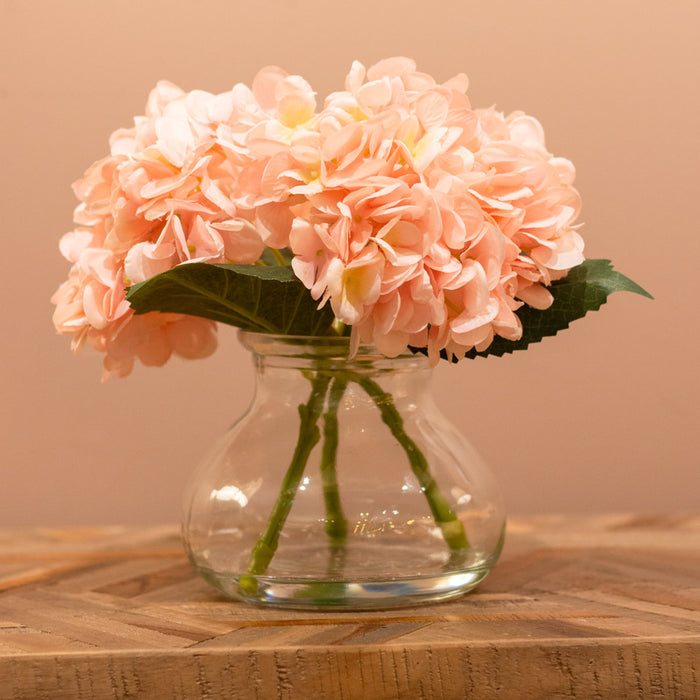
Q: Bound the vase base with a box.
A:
[197,565,494,610]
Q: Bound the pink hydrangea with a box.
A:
[288,58,584,360]
[53,59,584,377]
[52,73,313,379]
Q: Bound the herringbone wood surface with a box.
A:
[0,515,698,699]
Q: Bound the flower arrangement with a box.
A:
[51,58,650,605]
[52,57,648,377]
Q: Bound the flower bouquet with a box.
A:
[52,58,650,608]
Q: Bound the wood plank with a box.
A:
[0,514,697,699]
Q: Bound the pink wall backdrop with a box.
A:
[1,0,698,526]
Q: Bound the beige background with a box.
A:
[1,1,698,527]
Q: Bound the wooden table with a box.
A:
[0,515,697,699]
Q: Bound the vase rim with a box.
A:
[237,330,429,366]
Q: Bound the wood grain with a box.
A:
[0,515,697,699]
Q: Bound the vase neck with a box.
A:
[238,331,431,375]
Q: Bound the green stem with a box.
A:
[349,372,471,556]
[320,377,349,545]
[243,372,331,585]
[269,248,288,266]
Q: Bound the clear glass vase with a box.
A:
[182,332,505,609]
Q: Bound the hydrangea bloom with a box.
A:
[290,58,583,359]
[52,74,316,378]
[53,58,584,377]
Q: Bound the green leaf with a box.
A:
[126,258,651,355]
[125,263,337,336]
[456,259,652,360]
[408,259,652,361]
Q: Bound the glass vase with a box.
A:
[182,332,505,609]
